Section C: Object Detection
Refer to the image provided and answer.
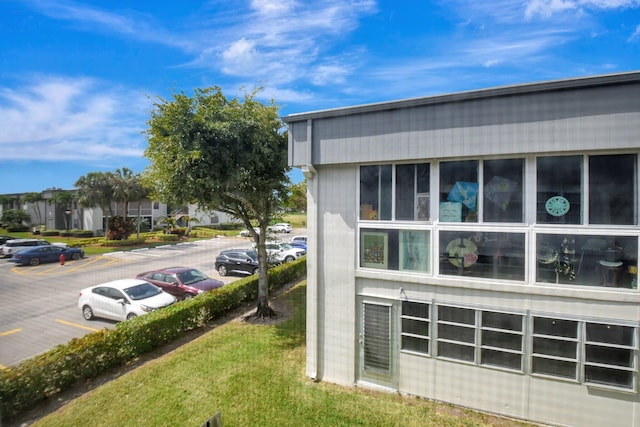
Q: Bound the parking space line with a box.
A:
[9,255,130,276]
[0,328,22,337]
[55,319,101,332]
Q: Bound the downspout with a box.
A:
[300,118,320,381]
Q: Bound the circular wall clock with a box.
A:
[545,196,570,216]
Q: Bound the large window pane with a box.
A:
[536,234,638,288]
[537,156,582,224]
[360,229,430,273]
[439,231,525,280]
[440,160,478,223]
[484,158,524,223]
[396,164,430,221]
[589,154,637,225]
[360,165,392,220]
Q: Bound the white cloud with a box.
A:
[0,76,150,161]
[525,0,640,19]
[23,0,195,50]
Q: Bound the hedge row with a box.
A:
[0,257,306,422]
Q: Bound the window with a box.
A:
[531,317,579,380]
[439,160,478,223]
[396,164,430,220]
[360,165,392,220]
[537,156,582,224]
[360,164,430,221]
[483,158,524,223]
[584,322,637,389]
[589,154,637,225]
[436,305,476,362]
[480,311,524,371]
[536,234,638,288]
[435,305,524,371]
[532,316,638,390]
[401,301,430,355]
[360,229,430,273]
[439,231,525,280]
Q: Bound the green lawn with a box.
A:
[30,282,535,427]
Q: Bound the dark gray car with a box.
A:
[215,249,259,276]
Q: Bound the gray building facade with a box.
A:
[285,72,640,427]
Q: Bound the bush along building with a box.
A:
[284,71,640,427]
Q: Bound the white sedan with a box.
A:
[268,223,293,233]
[78,279,176,322]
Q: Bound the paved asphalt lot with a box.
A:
[0,235,265,369]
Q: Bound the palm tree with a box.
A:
[75,171,115,239]
[112,168,150,238]
[49,190,76,233]
[180,214,200,236]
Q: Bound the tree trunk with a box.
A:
[249,223,275,319]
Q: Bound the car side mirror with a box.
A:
[116,298,126,305]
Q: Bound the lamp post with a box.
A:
[65,209,71,241]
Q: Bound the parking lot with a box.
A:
[0,237,250,368]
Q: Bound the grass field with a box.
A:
[27,282,534,427]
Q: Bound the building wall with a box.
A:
[307,164,358,385]
[288,72,640,427]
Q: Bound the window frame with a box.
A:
[400,300,431,356]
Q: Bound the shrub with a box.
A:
[0,256,306,423]
[157,234,180,242]
[71,230,94,238]
[41,230,60,236]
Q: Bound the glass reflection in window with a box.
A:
[589,154,637,225]
[537,156,582,224]
[440,160,478,223]
[360,165,392,220]
[484,158,524,223]
[536,234,638,288]
[439,231,525,281]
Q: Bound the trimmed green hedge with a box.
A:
[0,257,306,422]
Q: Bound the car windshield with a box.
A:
[246,250,258,261]
[124,282,163,300]
[176,269,208,285]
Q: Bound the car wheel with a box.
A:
[29,257,40,266]
[126,313,137,320]
[183,293,195,300]
[72,252,81,260]
[253,267,259,275]
[217,265,228,276]
[82,305,94,320]
[284,255,295,263]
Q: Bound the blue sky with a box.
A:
[1,0,639,194]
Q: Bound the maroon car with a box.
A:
[135,267,224,300]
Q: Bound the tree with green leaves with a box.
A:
[144,87,289,318]
[49,190,76,231]
[1,209,30,230]
[287,179,307,212]
[75,171,116,239]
